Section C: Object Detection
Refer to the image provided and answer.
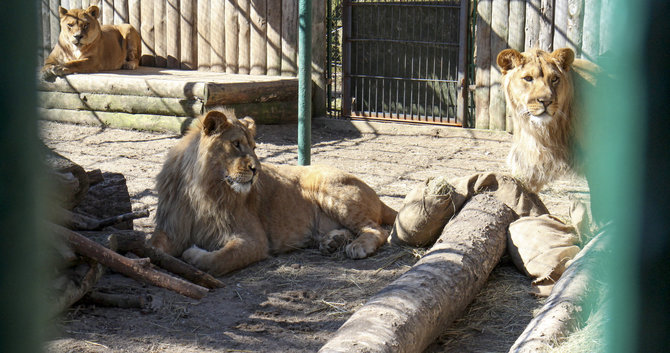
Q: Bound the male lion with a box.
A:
[497,48,599,192]
[150,110,397,276]
[41,6,141,81]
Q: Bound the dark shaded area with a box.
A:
[637,0,670,350]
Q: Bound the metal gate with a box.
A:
[329,0,469,126]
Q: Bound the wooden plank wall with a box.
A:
[474,0,613,131]
[38,0,327,116]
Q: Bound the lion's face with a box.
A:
[200,111,260,194]
[497,48,575,126]
[58,6,102,48]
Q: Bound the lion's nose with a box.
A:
[249,164,257,175]
[73,34,83,42]
[537,97,552,108]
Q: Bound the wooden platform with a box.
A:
[38,67,299,133]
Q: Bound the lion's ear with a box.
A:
[240,117,257,137]
[58,6,68,18]
[497,49,524,74]
[202,111,232,135]
[551,48,575,71]
[86,6,100,19]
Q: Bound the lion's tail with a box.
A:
[380,201,398,225]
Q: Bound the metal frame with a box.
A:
[334,0,469,126]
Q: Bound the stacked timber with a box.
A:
[37,66,299,133]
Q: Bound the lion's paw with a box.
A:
[319,229,353,254]
[345,239,375,259]
[182,245,208,267]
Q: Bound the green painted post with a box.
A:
[298,0,312,166]
[0,2,48,353]
[587,1,645,352]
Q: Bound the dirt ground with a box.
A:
[40,117,590,353]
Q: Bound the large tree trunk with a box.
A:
[319,194,518,353]
[509,230,608,352]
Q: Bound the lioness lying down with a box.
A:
[151,110,397,276]
[42,6,141,81]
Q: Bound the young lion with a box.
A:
[41,6,141,81]
[497,48,599,192]
[150,110,397,276]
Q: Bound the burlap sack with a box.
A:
[389,176,466,246]
[508,214,581,296]
[390,172,549,247]
[451,172,549,217]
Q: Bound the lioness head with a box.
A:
[58,6,102,48]
[198,110,260,194]
[497,48,575,126]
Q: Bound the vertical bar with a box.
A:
[489,0,509,130]
[103,0,114,25]
[166,0,180,68]
[298,0,312,165]
[327,0,332,116]
[265,0,281,75]
[114,0,129,24]
[312,0,327,117]
[154,0,167,67]
[456,0,468,126]
[474,0,491,129]
[198,0,212,70]
[238,0,251,74]
[225,0,239,73]
[180,0,195,69]
[281,0,298,76]
[211,0,225,71]
[342,0,351,117]
[140,0,156,66]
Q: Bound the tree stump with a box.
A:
[74,172,134,230]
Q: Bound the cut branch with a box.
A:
[319,194,518,353]
[52,223,209,299]
[109,232,224,289]
[58,208,150,231]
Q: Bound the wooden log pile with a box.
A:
[37,67,298,134]
[46,148,222,315]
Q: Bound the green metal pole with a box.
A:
[298,0,312,166]
[0,2,48,353]
[587,1,645,351]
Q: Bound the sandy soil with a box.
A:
[40,117,589,353]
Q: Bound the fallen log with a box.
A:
[52,223,209,299]
[109,232,224,289]
[508,229,609,352]
[319,194,518,353]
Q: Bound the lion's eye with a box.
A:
[67,23,74,28]
[551,76,560,85]
[233,141,241,150]
[83,24,89,30]
[523,76,533,82]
